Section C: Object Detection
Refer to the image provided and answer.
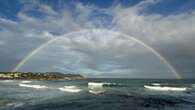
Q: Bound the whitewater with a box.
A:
[0,79,195,110]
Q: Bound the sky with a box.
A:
[0,0,195,78]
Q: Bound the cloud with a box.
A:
[0,40,5,46]
[110,0,195,78]
[112,1,195,44]
[0,0,195,78]
[19,30,177,78]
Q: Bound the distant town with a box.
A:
[0,72,84,80]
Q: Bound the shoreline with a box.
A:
[0,72,84,80]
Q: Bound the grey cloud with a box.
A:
[18,30,176,78]
[0,0,194,78]
[111,1,195,78]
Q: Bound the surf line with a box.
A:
[12,29,182,79]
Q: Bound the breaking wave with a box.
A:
[151,83,161,86]
[21,80,32,83]
[88,82,104,88]
[89,89,105,95]
[58,86,82,93]
[144,85,187,91]
[88,82,122,88]
[88,82,105,94]
[18,83,48,89]
[6,102,24,108]
[0,80,14,83]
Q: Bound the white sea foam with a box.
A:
[21,80,32,83]
[103,82,120,86]
[58,86,82,93]
[0,80,14,83]
[88,82,120,88]
[151,83,161,86]
[89,89,105,95]
[6,102,24,108]
[18,83,48,89]
[88,82,105,94]
[144,85,187,91]
[88,82,104,88]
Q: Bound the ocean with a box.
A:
[0,79,195,110]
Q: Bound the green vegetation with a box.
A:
[0,72,84,80]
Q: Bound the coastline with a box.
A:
[0,72,84,80]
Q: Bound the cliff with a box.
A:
[0,72,84,80]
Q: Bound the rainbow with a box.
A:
[12,29,182,79]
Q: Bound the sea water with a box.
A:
[0,79,195,110]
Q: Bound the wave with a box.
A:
[58,86,82,93]
[88,82,106,94]
[151,83,161,86]
[103,83,123,87]
[88,82,122,88]
[144,85,187,91]
[89,89,105,95]
[0,80,14,83]
[192,84,195,88]
[21,80,32,83]
[18,83,48,89]
[88,82,104,88]
[6,102,24,108]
